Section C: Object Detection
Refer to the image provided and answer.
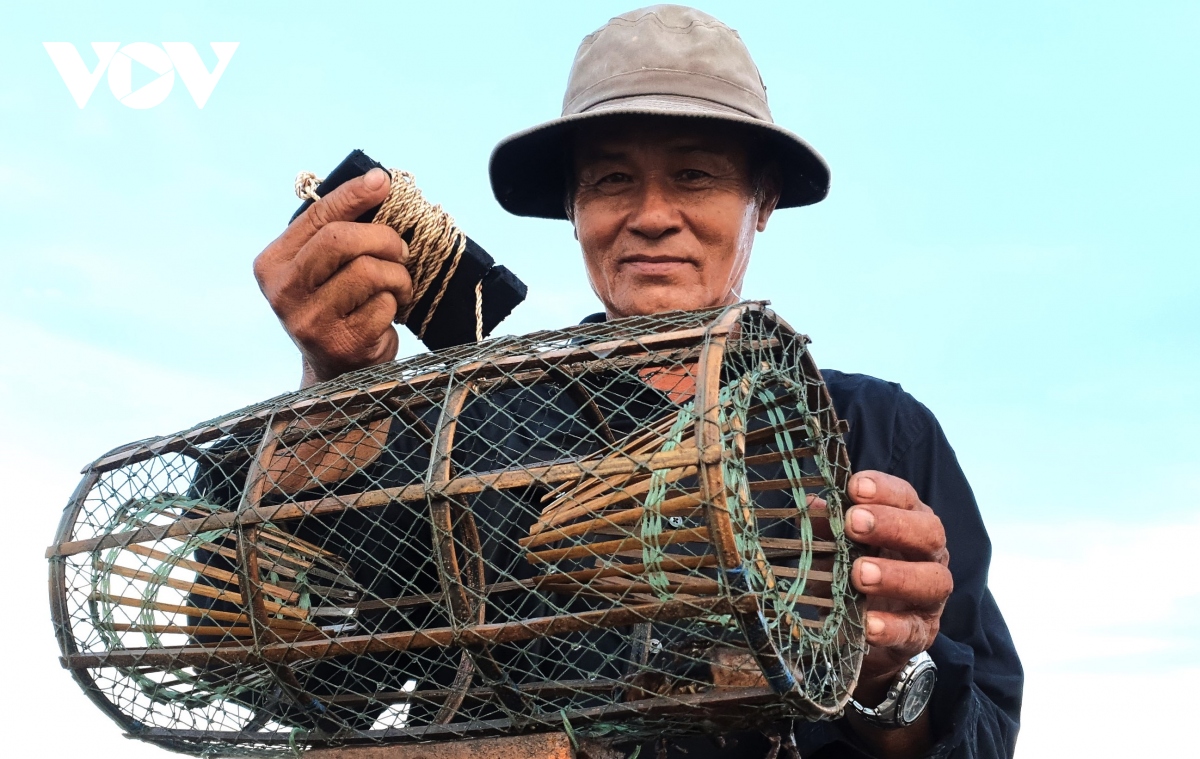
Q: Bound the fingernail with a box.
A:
[364,168,388,190]
[859,560,882,586]
[855,476,877,499]
[849,508,875,535]
[866,613,884,636]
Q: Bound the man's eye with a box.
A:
[584,172,633,195]
[678,169,712,182]
[597,172,632,185]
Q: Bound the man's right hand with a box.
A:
[253,168,413,388]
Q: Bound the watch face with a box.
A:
[900,667,937,725]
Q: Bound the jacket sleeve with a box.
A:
[887,398,1023,758]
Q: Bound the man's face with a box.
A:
[571,118,777,318]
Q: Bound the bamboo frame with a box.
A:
[48,301,863,752]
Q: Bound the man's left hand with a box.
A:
[844,470,953,703]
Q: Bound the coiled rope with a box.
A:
[295,170,483,342]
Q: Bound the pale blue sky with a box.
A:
[1,2,1197,756]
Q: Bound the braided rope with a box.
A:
[295,169,482,342]
[295,172,322,202]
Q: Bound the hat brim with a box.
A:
[489,94,831,220]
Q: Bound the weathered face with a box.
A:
[570,117,778,318]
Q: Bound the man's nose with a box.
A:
[626,176,682,240]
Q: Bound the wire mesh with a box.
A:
[47,302,865,755]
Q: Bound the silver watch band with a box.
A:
[849,651,937,728]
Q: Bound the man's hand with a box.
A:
[846,470,952,695]
[253,168,413,388]
[840,470,951,758]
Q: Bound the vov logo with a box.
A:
[43,42,239,109]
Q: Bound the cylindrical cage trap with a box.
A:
[47,302,865,755]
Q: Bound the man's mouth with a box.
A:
[618,255,695,274]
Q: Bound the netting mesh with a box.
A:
[47,302,865,755]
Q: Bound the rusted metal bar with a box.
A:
[49,445,721,559]
[303,731,575,759]
[62,595,755,670]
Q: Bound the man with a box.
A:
[253,6,1021,758]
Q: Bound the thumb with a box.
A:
[283,168,392,248]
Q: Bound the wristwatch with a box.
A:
[849,651,937,728]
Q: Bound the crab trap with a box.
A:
[47,302,865,755]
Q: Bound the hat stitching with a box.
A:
[583,93,761,120]
[564,68,768,114]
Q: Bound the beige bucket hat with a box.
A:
[489,4,830,219]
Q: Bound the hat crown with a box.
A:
[563,4,772,121]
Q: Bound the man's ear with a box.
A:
[564,188,580,240]
[568,205,580,240]
[756,172,781,232]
